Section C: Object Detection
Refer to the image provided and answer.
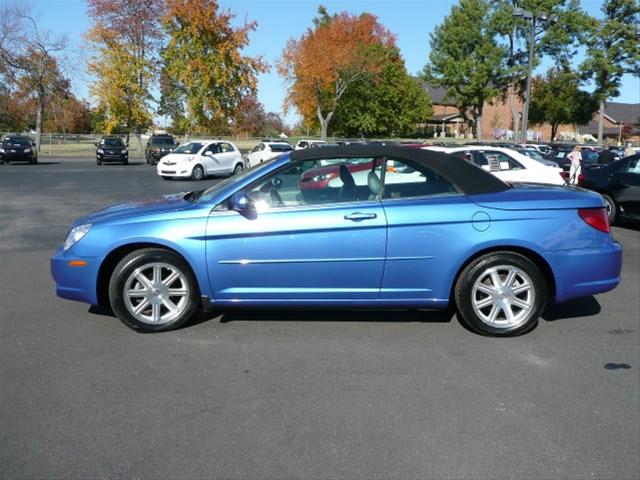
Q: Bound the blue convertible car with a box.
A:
[51,146,622,336]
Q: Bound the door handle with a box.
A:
[344,212,377,221]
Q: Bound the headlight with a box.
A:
[0,148,4,153]
[97,148,104,154]
[24,148,31,153]
[121,149,127,154]
[312,173,337,182]
[63,224,92,251]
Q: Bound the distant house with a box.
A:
[417,78,640,144]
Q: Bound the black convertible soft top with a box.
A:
[291,145,510,196]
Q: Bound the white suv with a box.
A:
[157,140,244,181]
[246,141,293,167]
[295,139,326,150]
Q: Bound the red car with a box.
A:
[299,158,374,190]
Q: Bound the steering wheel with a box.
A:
[270,188,284,206]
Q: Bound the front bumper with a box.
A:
[1,152,33,162]
[51,246,100,305]
[157,163,193,177]
[548,241,622,303]
[97,153,128,162]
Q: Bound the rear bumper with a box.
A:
[547,241,622,303]
[51,246,100,305]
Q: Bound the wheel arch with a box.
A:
[96,242,200,309]
[449,245,556,306]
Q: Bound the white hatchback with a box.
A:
[424,146,565,186]
[246,141,293,167]
[157,140,244,181]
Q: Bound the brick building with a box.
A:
[418,79,640,144]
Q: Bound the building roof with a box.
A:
[580,119,640,136]
[414,78,457,106]
[604,102,640,125]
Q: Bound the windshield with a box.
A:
[4,137,31,146]
[150,137,175,146]
[174,142,204,154]
[198,157,280,203]
[270,144,293,152]
[101,138,124,148]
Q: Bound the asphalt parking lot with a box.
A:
[1,158,639,479]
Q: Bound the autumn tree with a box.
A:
[332,46,432,137]
[528,67,597,140]
[424,0,507,140]
[0,2,68,149]
[86,0,163,145]
[161,0,268,134]
[581,0,640,143]
[278,8,395,140]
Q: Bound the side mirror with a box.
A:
[230,191,253,213]
[94,143,99,147]
[203,151,213,157]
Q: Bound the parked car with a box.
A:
[246,141,292,167]
[96,136,128,165]
[157,140,244,180]
[425,145,565,185]
[51,145,621,336]
[0,135,37,164]
[145,134,178,165]
[578,153,640,223]
[295,139,326,150]
[514,148,559,167]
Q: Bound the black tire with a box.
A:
[454,252,547,337]
[97,158,102,165]
[30,157,36,164]
[123,158,128,165]
[191,164,204,181]
[602,193,617,225]
[149,158,157,166]
[108,248,200,332]
[233,163,244,175]
[162,176,171,181]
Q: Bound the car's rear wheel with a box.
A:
[108,248,200,332]
[191,164,204,181]
[233,163,243,175]
[454,252,547,337]
[602,194,617,224]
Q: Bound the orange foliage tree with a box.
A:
[278,9,395,140]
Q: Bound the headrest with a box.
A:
[368,171,382,195]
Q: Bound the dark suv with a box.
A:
[0,135,38,164]
[145,134,177,165]
[96,136,128,165]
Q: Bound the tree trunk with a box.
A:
[476,105,483,141]
[551,123,558,142]
[598,98,605,143]
[35,97,44,152]
[317,105,334,141]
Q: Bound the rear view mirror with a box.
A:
[230,191,256,219]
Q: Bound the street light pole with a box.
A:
[512,9,557,144]
[521,18,536,144]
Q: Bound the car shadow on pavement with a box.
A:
[208,308,456,325]
[614,220,640,232]
[542,296,601,322]
[3,161,60,166]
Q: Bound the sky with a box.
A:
[29,0,640,126]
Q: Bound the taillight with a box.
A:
[577,173,585,185]
[578,208,610,233]
[560,171,569,181]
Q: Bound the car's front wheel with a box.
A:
[191,164,204,181]
[454,252,547,337]
[109,248,200,332]
[96,158,102,165]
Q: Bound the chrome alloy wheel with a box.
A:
[471,265,535,329]
[123,262,190,325]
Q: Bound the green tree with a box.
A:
[528,67,597,140]
[161,0,268,135]
[332,46,432,137]
[423,0,507,140]
[581,0,640,142]
[489,0,593,142]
